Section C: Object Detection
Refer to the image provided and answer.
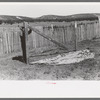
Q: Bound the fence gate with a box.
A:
[20,22,78,64]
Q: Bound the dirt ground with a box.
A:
[0,38,100,80]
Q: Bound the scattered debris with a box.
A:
[30,49,95,65]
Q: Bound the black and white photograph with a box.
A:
[0,3,100,80]
[0,2,100,98]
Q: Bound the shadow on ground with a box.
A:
[12,56,24,63]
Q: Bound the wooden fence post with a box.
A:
[20,22,29,64]
[24,22,29,64]
[75,21,77,51]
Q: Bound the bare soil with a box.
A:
[0,38,100,80]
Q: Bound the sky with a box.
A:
[0,3,100,18]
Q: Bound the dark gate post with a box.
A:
[20,22,29,64]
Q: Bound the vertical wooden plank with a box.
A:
[12,28,14,52]
[62,26,65,44]
[51,26,57,47]
[28,33,33,50]
[37,27,40,48]
[90,23,93,40]
[38,31,41,48]
[77,25,80,41]
[50,24,54,46]
[67,26,71,42]
[16,28,19,52]
[58,27,61,44]
[35,31,38,48]
[98,20,100,37]
[57,27,60,44]
[24,22,29,64]
[1,28,4,54]
[5,29,9,54]
[98,17,100,37]
[71,25,75,42]
[84,23,87,40]
[81,24,84,40]
[46,27,50,47]
[87,24,89,40]
[65,26,68,43]
[16,27,19,52]
[1,27,4,54]
[18,27,21,52]
[80,24,82,41]
[13,30,15,52]
[42,27,45,47]
[91,23,94,39]
[17,27,20,52]
[43,27,48,47]
[89,23,92,39]
[44,27,48,47]
[32,31,36,48]
[37,33,39,48]
[0,28,1,54]
[7,31,9,53]
[80,25,83,41]
[97,22,100,37]
[1,28,4,55]
[61,26,65,44]
[74,21,78,51]
[49,26,53,46]
[63,26,66,44]
[31,33,34,49]
[35,26,39,48]
[8,28,11,53]
[0,32,3,55]
[10,28,13,52]
[89,23,91,40]
[51,26,56,47]
[63,26,67,44]
[45,27,49,47]
[59,27,63,44]
[95,22,98,38]
[41,26,44,47]
[14,30,17,52]
[83,24,85,41]
[94,22,97,38]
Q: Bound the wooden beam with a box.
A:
[28,25,68,50]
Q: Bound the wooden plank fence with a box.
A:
[0,20,100,56]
